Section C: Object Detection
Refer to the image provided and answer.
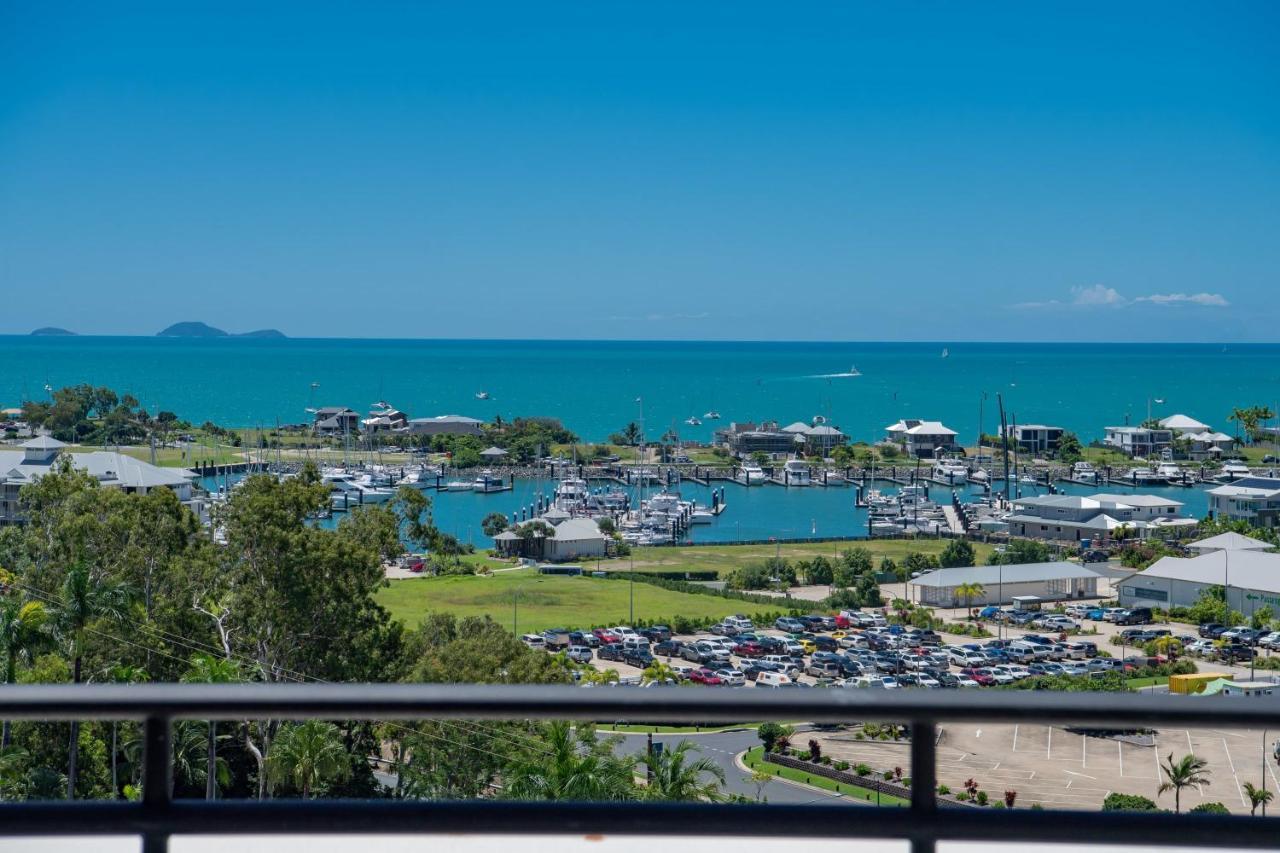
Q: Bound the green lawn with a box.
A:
[1125,675,1170,690]
[742,746,909,806]
[628,539,997,578]
[374,568,792,632]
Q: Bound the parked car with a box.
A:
[567,645,594,664]
[805,660,842,679]
[1037,615,1079,631]
[520,634,547,650]
[623,648,654,668]
[811,635,839,652]
[1115,608,1153,626]
[1217,643,1256,662]
[715,668,746,686]
[688,667,723,685]
[653,640,683,657]
[733,640,766,658]
[593,628,620,644]
[960,667,994,686]
[775,617,807,633]
[1198,623,1227,639]
[724,615,755,632]
[569,630,600,648]
[709,622,740,637]
[597,644,625,662]
[639,625,672,642]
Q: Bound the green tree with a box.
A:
[1056,432,1084,463]
[1158,752,1211,814]
[643,739,725,801]
[103,663,149,798]
[939,540,976,568]
[481,512,509,538]
[805,556,834,586]
[617,422,643,447]
[503,720,637,801]
[53,563,133,799]
[1102,792,1160,811]
[954,582,985,616]
[987,539,1053,565]
[756,722,793,753]
[267,720,351,799]
[0,599,49,748]
[180,654,242,800]
[1243,781,1273,816]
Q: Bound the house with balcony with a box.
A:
[1158,413,1212,435]
[781,420,848,456]
[1005,492,1189,542]
[1001,423,1064,455]
[406,414,486,437]
[884,419,958,458]
[1208,476,1280,529]
[312,406,360,437]
[715,421,797,457]
[1103,425,1173,457]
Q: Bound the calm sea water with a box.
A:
[5,337,1280,445]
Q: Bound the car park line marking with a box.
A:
[1046,726,1052,759]
[1062,769,1096,780]
[1223,737,1249,808]
[1152,735,1162,783]
[1186,731,1194,754]
[1117,740,1123,777]
[1082,735,1087,768]
[1065,779,1071,789]
[1011,725,1017,751]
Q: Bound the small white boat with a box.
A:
[444,480,476,491]
[739,464,767,485]
[685,416,702,426]
[1155,462,1181,479]
[968,468,989,483]
[703,410,722,420]
[475,390,490,400]
[690,508,714,524]
[941,348,949,358]
[1220,461,1251,480]
[932,459,968,484]
[473,471,507,493]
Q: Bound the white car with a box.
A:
[1186,639,1217,656]
[1220,625,1255,641]
[715,668,746,686]
[1059,662,1090,676]
[955,675,981,688]
[1005,665,1032,680]
[1037,616,1079,631]
[610,626,639,639]
[914,674,942,689]
[948,648,986,666]
[1258,632,1280,649]
[1101,608,1128,623]
[852,676,900,689]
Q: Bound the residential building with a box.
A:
[361,402,409,433]
[1,436,201,525]
[715,421,797,457]
[911,561,1101,607]
[1158,414,1211,436]
[1005,493,1189,542]
[1103,425,1173,457]
[1001,423,1064,455]
[884,419,958,458]
[491,514,607,562]
[1186,430,1236,458]
[406,415,486,437]
[1117,537,1280,613]
[1207,476,1280,529]
[312,407,360,437]
[780,421,848,455]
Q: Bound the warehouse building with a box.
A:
[910,561,1102,607]
[1116,546,1280,614]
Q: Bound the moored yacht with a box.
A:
[738,464,767,485]
[782,458,811,486]
[1219,460,1251,480]
[931,459,968,484]
[473,470,507,493]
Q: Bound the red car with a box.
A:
[733,641,765,658]
[592,628,620,644]
[960,667,994,686]
[689,667,723,685]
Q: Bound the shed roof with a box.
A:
[910,561,1100,589]
[1185,532,1276,552]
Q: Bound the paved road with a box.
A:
[612,728,860,805]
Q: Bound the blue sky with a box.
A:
[2,2,1277,340]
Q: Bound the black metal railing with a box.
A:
[1,684,1279,853]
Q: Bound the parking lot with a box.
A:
[818,723,1280,813]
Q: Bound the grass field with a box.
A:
[374,567,792,632]
[628,539,997,578]
[742,746,909,806]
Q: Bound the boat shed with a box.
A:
[910,561,1101,607]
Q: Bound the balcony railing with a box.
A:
[1,684,1278,853]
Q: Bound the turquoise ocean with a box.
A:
[5,336,1263,546]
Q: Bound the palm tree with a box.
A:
[104,664,149,798]
[644,739,725,802]
[1158,752,1211,813]
[267,720,350,798]
[169,720,231,796]
[181,654,241,800]
[641,660,678,685]
[0,745,28,801]
[54,564,133,799]
[504,720,637,801]
[954,582,986,617]
[1243,781,1273,817]
[0,598,48,748]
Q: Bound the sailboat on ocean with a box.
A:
[941,348,949,359]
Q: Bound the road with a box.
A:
[612,727,859,805]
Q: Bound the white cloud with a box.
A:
[1016,284,1229,311]
[1071,284,1125,306]
[1135,292,1229,307]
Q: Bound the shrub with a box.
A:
[1004,790,1017,808]
[1030,803,1044,810]
[834,760,850,772]
[883,770,894,781]
[1103,793,1160,812]
[955,792,969,802]
[796,751,811,761]
[808,739,822,762]
[976,791,989,806]
[854,763,872,777]
[990,801,1004,809]
[1190,802,1230,814]
[937,784,951,796]
[757,722,789,753]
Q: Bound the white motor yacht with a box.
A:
[1220,460,1251,480]
[703,410,722,420]
[685,416,702,426]
[739,464,767,485]
[931,459,968,484]
[1155,462,1181,480]
[473,470,507,493]
[782,458,811,486]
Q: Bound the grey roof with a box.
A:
[22,435,66,450]
[1159,414,1211,431]
[1208,476,1280,498]
[805,425,844,436]
[1090,493,1184,508]
[479,446,508,457]
[549,517,606,542]
[0,449,195,489]
[911,561,1101,589]
[781,422,811,433]
[1005,513,1142,531]
[409,415,483,425]
[1135,550,1280,594]
[1185,532,1276,552]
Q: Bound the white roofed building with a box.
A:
[885,419,958,458]
[1159,414,1212,435]
[1005,493,1189,543]
[1117,543,1280,613]
[911,561,1101,607]
[1208,477,1280,529]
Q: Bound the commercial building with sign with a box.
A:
[1116,536,1280,615]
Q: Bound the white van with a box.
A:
[756,671,792,687]
[1062,642,1090,660]
[725,615,755,632]
[520,634,547,650]
[1005,642,1044,663]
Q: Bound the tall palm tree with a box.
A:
[181,654,241,800]
[643,739,725,802]
[1158,752,1211,814]
[1243,781,1273,817]
[503,720,637,801]
[168,720,231,797]
[0,598,49,748]
[0,745,29,801]
[54,563,133,799]
[267,720,350,798]
[104,664,149,798]
[954,582,986,617]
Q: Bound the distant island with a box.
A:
[156,322,286,339]
[30,327,77,336]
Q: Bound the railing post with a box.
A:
[910,719,937,853]
[142,715,172,853]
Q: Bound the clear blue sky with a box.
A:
[2,2,1277,340]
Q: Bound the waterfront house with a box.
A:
[406,415,485,437]
[491,513,606,562]
[1103,425,1173,457]
[715,421,797,457]
[911,561,1100,607]
[361,403,409,433]
[884,419,958,458]
[781,421,848,455]
[313,407,360,437]
[1005,492,1188,543]
[1186,430,1236,458]
[1001,423,1064,455]
[0,436,201,525]
[1207,476,1280,529]
[479,446,509,461]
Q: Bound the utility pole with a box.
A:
[997,393,1010,506]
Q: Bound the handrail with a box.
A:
[1,684,1278,853]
